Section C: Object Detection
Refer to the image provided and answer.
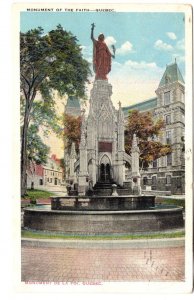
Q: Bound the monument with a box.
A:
[70,24,137,196]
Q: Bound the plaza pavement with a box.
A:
[21,238,185,283]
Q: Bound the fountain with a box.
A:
[23,24,184,235]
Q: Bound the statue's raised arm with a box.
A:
[91,23,96,42]
[91,24,115,80]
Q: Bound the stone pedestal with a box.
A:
[76,79,137,195]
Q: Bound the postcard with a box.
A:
[12,2,193,295]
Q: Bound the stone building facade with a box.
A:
[123,62,185,194]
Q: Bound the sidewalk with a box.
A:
[37,185,67,196]
[21,238,185,283]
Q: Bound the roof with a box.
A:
[159,62,184,87]
[66,96,80,108]
[122,97,157,116]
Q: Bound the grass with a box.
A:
[22,189,55,200]
[21,230,185,240]
[157,198,185,209]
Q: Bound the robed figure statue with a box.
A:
[91,23,116,80]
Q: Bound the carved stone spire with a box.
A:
[80,109,86,148]
[70,142,76,159]
[132,133,138,149]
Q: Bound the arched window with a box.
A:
[143,177,148,185]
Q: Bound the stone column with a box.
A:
[69,142,77,184]
[117,102,125,186]
[131,134,141,195]
[78,113,88,195]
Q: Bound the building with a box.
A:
[65,96,81,116]
[27,154,63,189]
[123,61,185,194]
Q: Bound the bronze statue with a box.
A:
[91,23,116,80]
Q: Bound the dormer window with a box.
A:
[165,74,171,84]
[164,91,170,105]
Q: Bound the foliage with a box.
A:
[125,110,172,169]
[59,158,65,170]
[20,25,91,101]
[20,25,91,195]
[27,124,50,164]
[64,113,81,153]
[28,100,62,136]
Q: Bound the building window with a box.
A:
[47,178,49,182]
[177,177,181,188]
[153,159,157,168]
[166,130,171,144]
[165,75,170,84]
[166,175,171,185]
[143,177,148,185]
[152,176,157,190]
[167,153,172,166]
[164,91,170,105]
[39,179,43,185]
[165,114,171,125]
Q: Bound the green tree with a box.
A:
[20,25,91,195]
[125,110,172,169]
[27,124,50,165]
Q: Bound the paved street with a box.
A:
[21,239,184,283]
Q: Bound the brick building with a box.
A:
[27,154,63,189]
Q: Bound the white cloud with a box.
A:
[116,41,133,55]
[176,38,185,51]
[124,60,157,70]
[81,45,92,56]
[80,45,86,51]
[166,32,177,40]
[109,59,163,107]
[104,36,117,47]
[154,39,173,51]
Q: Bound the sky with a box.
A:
[20,11,185,158]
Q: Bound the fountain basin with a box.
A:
[23,205,184,234]
[51,195,155,211]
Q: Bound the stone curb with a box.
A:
[21,237,185,249]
